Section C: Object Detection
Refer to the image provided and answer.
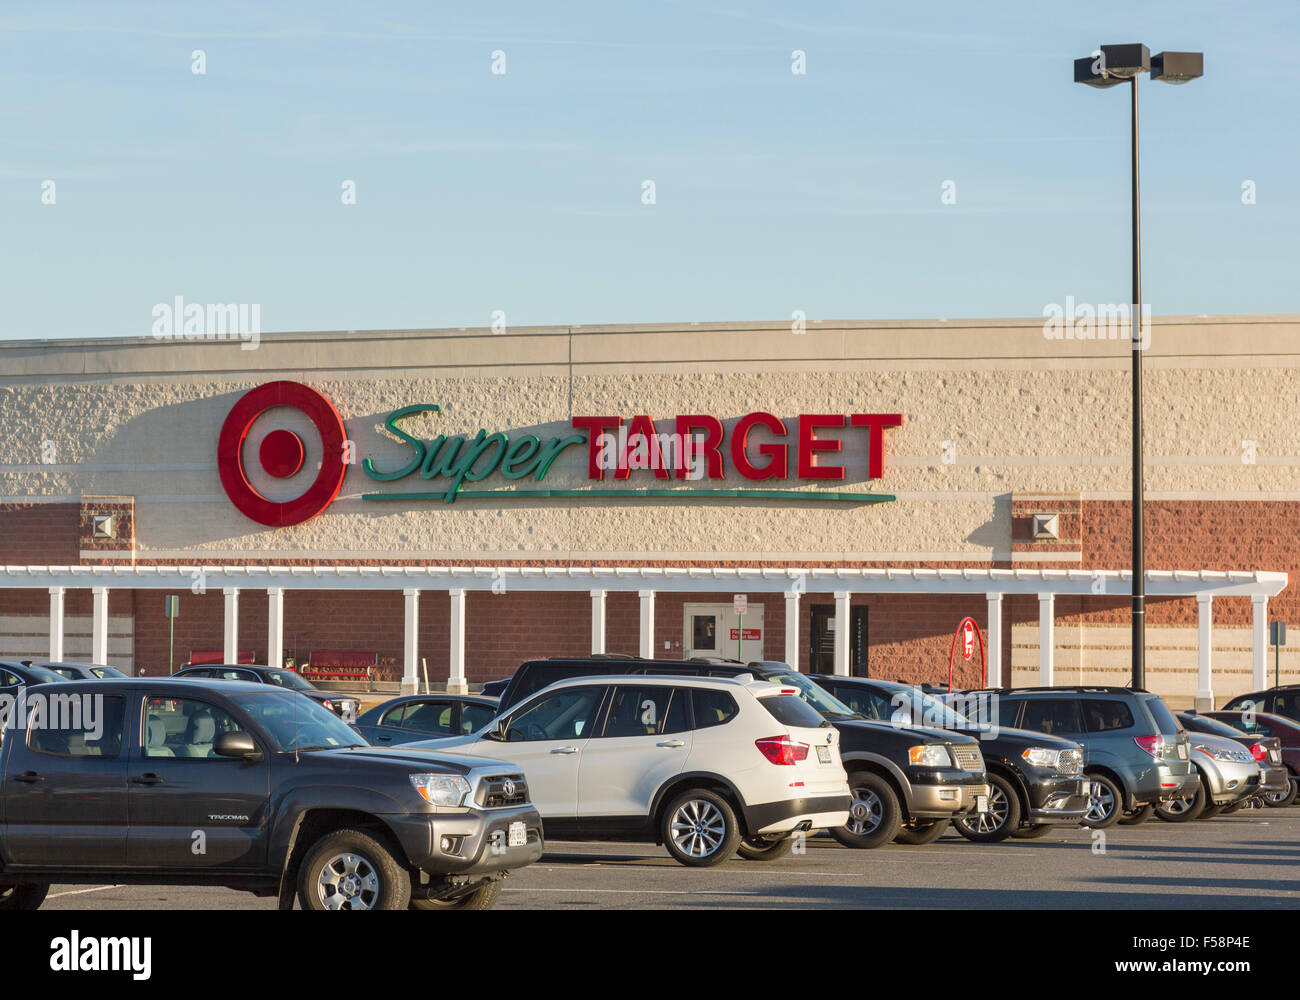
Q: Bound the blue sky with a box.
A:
[2,1,1296,340]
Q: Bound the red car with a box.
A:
[1205,710,1300,806]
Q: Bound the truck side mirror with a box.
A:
[215,731,262,760]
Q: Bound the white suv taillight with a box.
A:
[755,736,810,766]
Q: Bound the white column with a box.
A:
[267,588,284,670]
[1195,594,1214,710]
[1252,594,1269,691]
[48,587,65,662]
[448,588,468,694]
[222,587,239,663]
[590,589,607,655]
[1037,592,1054,686]
[985,592,1003,688]
[91,586,109,665]
[834,591,851,676]
[784,590,801,670]
[638,590,655,658]
[402,588,420,695]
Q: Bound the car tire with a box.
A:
[1118,803,1154,825]
[952,773,1021,843]
[661,789,741,867]
[1009,823,1055,839]
[0,881,49,911]
[1154,781,1205,823]
[829,771,902,850]
[1219,800,1246,816]
[1263,778,1299,808]
[893,820,949,845]
[736,834,796,861]
[297,828,412,910]
[1081,773,1123,829]
[1198,802,1222,818]
[410,880,502,910]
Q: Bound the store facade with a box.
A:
[2,315,1297,707]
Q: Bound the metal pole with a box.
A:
[1130,75,1145,690]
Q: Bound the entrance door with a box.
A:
[809,605,869,676]
[683,603,765,662]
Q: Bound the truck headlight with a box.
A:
[908,744,952,767]
[410,773,472,806]
[1022,747,1064,769]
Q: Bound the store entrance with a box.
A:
[809,604,868,676]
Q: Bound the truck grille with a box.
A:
[950,745,984,772]
[1058,749,1083,775]
[476,774,529,808]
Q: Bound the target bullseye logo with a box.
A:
[217,381,347,526]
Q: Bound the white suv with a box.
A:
[409,674,851,867]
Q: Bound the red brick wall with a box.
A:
[0,503,80,564]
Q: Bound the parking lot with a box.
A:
[40,807,1300,911]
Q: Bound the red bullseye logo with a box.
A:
[217,381,347,526]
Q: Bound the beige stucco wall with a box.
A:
[2,315,1300,561]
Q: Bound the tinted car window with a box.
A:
[1223,695,1260,713]
[1141,696,1181,735]
[403,701,455,734]
[379,704,409,727]
[823,684,884,720]
[691,689,739,729]
[29,694,125,758]
[461,702,497,734]
[0,669,21,687]
[996,697,1022,728]
[600,686,688,737]
[511,664,604,705]
[759,694,829,729]
[505,687,604,742]
[1019,699,1084,736]
[1083,699,1136,733]
[1273,691,1300,720]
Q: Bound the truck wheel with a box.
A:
[661,789,741,867]
[1154,781,1205,823]
[736,834,796,860]
[1263,778,1298,808]
[893,820,948,845]
[1009,823,1055,839]
[297,828,412,911]
[1118,803,1154,825]
[0,881,49,911]
[952,773,1021,843]
[411,880,502,910]
[829,772,901,850]
[1081,774,1123,829]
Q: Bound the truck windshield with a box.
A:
[759,671,864,721]
[229,691,366,751]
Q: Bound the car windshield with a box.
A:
[260,669,317,692]
[885,687,972,728]
[92,666,126,678]
[229,691,366,751]
[1183,714,1247,739]
[759,671,863,720]
[25,664,65,684]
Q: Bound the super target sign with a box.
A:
[217,381,902,526]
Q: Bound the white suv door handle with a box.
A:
[551,746,580,755]
[657,739,686,748]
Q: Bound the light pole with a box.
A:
[1073,45,1203,691]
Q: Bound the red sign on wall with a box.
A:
[729,628,762,641]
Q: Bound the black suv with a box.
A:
[496,657,990,849]
[809,676,1089,842]
[173,664,360,720]
[0,679,543,910]
[976,686,1196,829]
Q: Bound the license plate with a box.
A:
[975,795,989,813]
[816,745,832,764]
[507,821,527,848]
[1177,744,1188,759]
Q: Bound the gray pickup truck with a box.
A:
[0,678,543,910]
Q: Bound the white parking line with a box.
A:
[48,886,122,899]
[508,887,759,896]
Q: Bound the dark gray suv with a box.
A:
[989,687,1195,829]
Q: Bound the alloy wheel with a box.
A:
[1086,782,1116,823]
[967,784,1010,834]
[1163,795,1194,815]
[315,852,381,910]
[847,786,884,835]
[669,799,726,859]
